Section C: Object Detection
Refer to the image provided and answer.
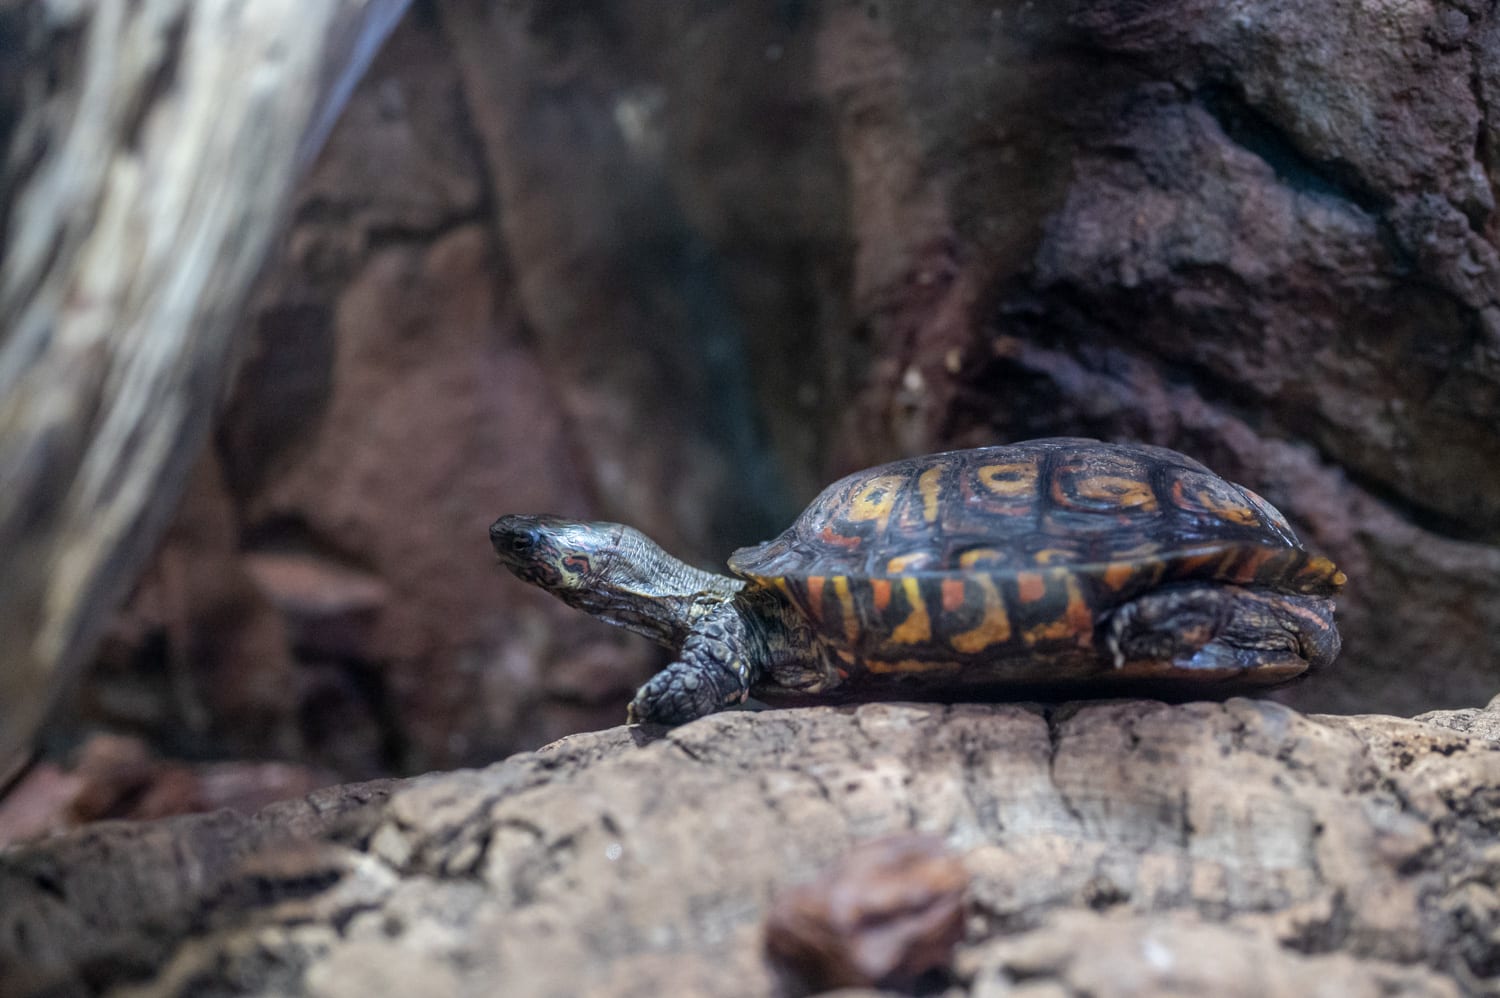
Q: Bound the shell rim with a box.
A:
[728,541,1346,595]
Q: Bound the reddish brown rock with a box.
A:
[242,552,389,662]
[82,453,298,761]
[0,733,337,847]
[765,833,967,993]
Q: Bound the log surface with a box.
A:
[3,697,1498,996]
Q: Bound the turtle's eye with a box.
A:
[508,532,537,557]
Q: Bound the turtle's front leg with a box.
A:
[1105,583,1235,669]
[627,601,759,725]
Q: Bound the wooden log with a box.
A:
[0,0,411,776]
[1,697,1496,996]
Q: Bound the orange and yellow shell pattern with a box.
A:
[727,438,1343,674]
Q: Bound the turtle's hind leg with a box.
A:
[1106,583,1339,684]
[627,602,759,725]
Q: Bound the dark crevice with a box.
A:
[957,731,1003,835]
[1081,873,1129,911]
[1197,85,1385,215]
[217,302,336,499]
[329,901,386,937]
[664,734,710,765]
[240,513,382,578]
[359,208,491,250]
[1176,788,1194,849]
[800,766,837,809]
[120,11,186,152]
[1043,707,1088,831]
[200,866,346,915]
[29,869,65,901]
[1277,889,1353,956]
[1463,24,1496,235]
[0,10,84,316]
[287,194,489,249]
[342,659,409,775]
[434,828,493,880]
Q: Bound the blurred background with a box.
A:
[4,0,1499,836]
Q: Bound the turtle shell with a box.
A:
[728,438,1343,672]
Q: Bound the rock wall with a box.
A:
[65,0,1500,781]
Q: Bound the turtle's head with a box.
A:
[489,514,614,595]
[489,514,742,645]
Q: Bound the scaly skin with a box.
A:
[626,601,753,724]
[488,515,743,647]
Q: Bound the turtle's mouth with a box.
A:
[490,515,566,587]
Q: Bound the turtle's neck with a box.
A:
[558,528,745,648]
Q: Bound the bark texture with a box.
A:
[0,0,411,775]
[2,697,1498,997]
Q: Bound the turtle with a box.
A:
[489,438,1344,725]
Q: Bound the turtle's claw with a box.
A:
[628,660,725,725]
